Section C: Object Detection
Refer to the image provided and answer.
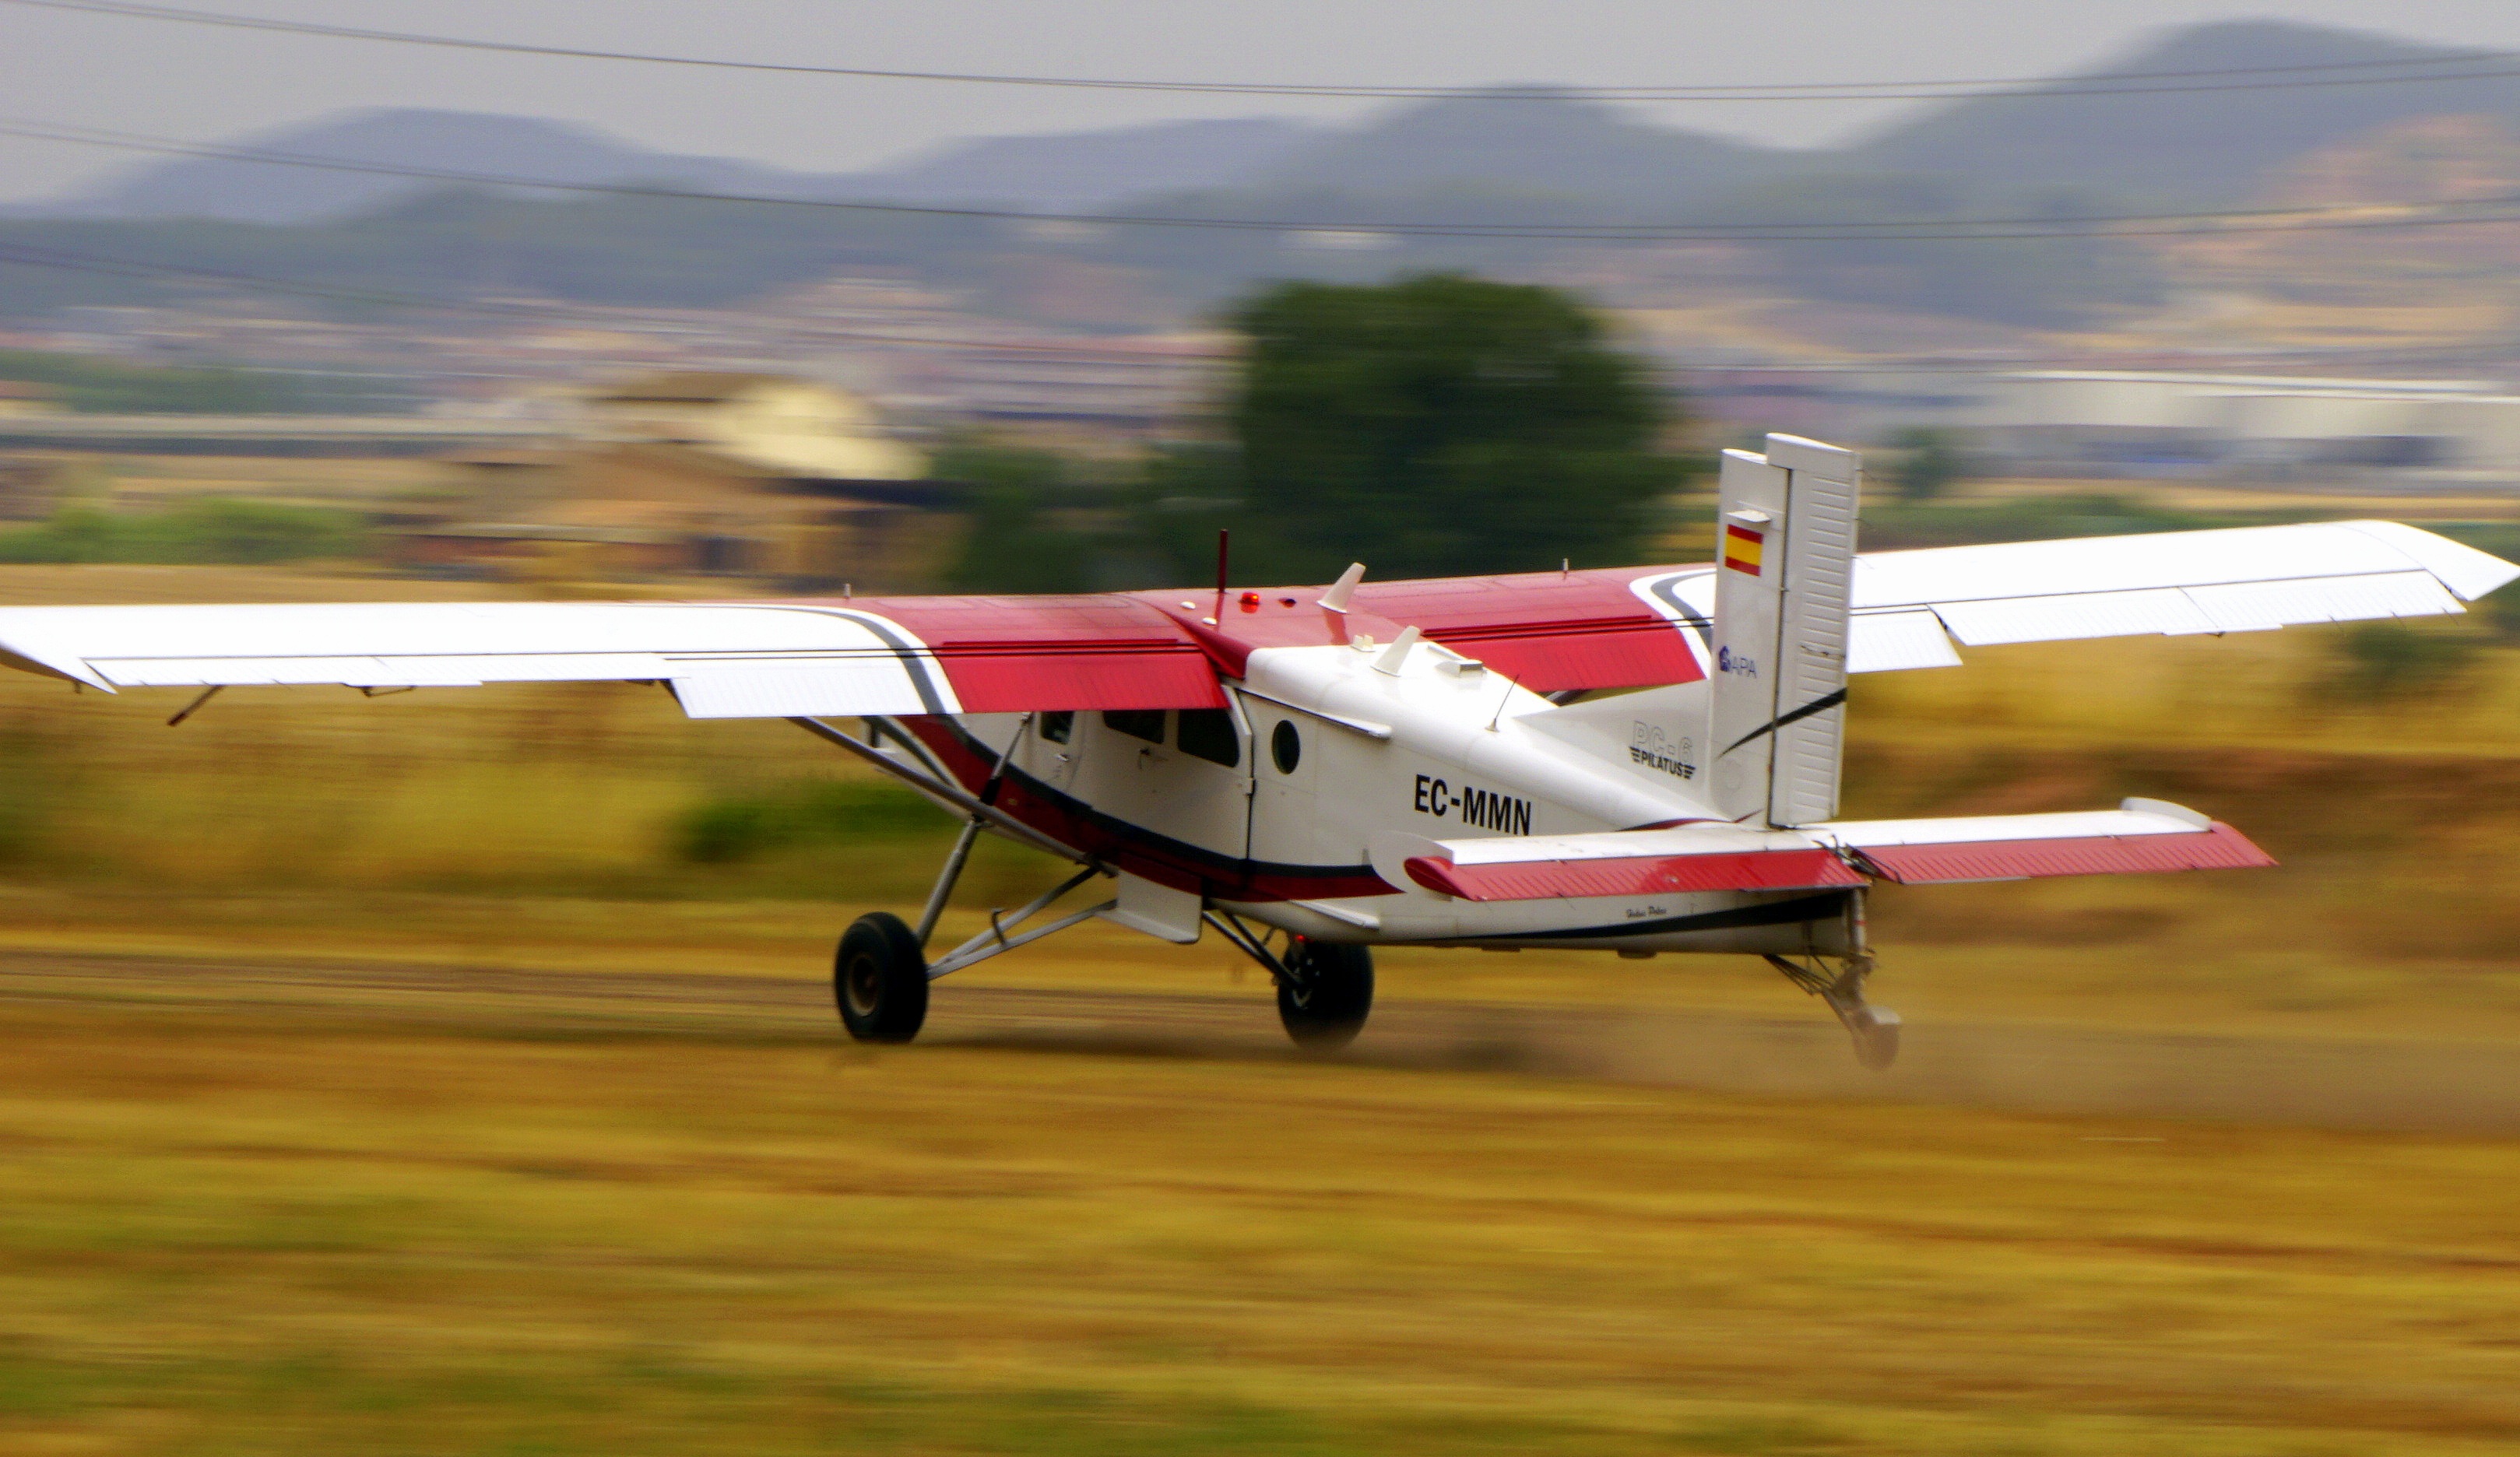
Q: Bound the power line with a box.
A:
[17,118,2520,241]
[0,241,1228,358]
[11,0,2520,102]
[5,240,2511,380]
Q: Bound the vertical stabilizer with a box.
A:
[1705,434,1861,827]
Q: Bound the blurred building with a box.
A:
[1970,372,2520,479]
[894,334,1228,430]
[398,372,951,588]
[582,372,924,479]
[0,458,62,519]
[1675,365,2520,483]
[0,381,63,418]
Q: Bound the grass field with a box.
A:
[4,560,2520,1452]
[5,983,2519,1456]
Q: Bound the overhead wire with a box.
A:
[2,240,2511,378]
[14,118,2520,241]
[0,240,1220,357]
[9,0,2520,102]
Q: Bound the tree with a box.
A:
[1889,427,1967,504]
[1147,274,1682,584]
[936,440,1099,595]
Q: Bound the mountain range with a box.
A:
[36,19,2520,226]
[9,19,2520,333]
[39,110,1325,224]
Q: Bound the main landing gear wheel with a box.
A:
[835,911,929,1044]
[1278,939,1373,1050]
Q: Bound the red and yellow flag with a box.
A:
[1723,522,1765,575]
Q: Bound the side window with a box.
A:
[1103,709,1165,743]
[1176,708,1242,767]
[1271,719,1301,774]
[1039,711,1073,744]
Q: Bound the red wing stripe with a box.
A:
[1857,823,2275,884]
[1430,622,1703,693]
[1405,849,1865,902]
[937,651,1224,713]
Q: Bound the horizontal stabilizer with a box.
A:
[1810,801,2275,884]
[1372,822,1866,903]
[1373,798,2272,902]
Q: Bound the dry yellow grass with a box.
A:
[3,991,2518,1456]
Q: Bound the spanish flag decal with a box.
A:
[1723,522,1765,575]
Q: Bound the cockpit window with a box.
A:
[1102,709,1165,743]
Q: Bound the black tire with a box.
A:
[834,912,929,1044]
[1277,939,1373,1050]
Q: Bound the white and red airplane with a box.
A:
[2,434,2511,1066]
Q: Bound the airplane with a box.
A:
[1,433,2511,1068]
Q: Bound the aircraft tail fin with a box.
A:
[1706,434,1861,827]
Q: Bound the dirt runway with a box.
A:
[5,949,2517,1135]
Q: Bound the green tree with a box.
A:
[1889,427,1967,504]
[2328,622,2480,702]
[0,498,363,564]
[936,441,1099,595]
[1149,274,1682,584]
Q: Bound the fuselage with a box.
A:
[887,599,1859,959]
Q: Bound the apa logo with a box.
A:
[1717,645,1759,677]
[1627,721,1697,781]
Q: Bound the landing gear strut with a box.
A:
[1766,952,1901,1070]
[803,712,1119,1046]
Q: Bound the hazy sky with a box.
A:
[9,0,2520,201]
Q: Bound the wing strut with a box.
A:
[785,715,1091,868]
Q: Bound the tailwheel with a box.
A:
[1278,938,1374,1050]
[835,911,930,1044]
[1765,952,1900,1070]
[1839,1002,1901,1072]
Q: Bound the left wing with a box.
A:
[0,593,1225,717]
[1632,520,2520,674]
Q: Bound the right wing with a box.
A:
[1633,519,2520,673]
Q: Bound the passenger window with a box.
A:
[1039,710,1073,744]
[1103,709,1165,743]
[1176,708,1241,767]
[1271,719,1301,774]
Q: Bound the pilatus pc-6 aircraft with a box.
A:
[2,435,2513,1066]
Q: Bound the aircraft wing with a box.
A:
[0,594,1227,718]
[5,521,2509,714]
[1631,520,2520,673]
[1375,798,2272,901]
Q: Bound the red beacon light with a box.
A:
[1239,591,1261,613]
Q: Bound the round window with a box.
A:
[1271,719,1302,775]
